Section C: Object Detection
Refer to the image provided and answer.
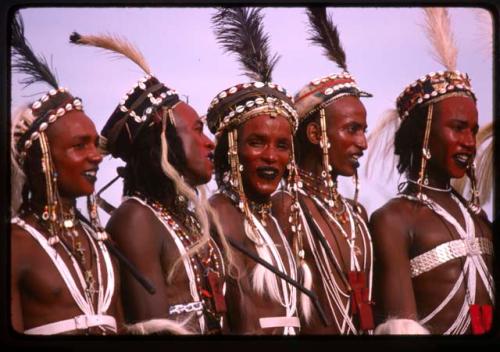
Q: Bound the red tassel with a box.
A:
[207,271,227,313]
[470,304,485,335]
[348,271,374,331]
[481,304,493,333]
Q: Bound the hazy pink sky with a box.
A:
[11,7,494,220]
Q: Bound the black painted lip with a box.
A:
[256,166,279,180]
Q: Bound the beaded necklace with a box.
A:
[296,170,374,333]
[145,198,226,331]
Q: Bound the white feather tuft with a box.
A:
[299,261,313,323]
[422,8,458,71]
[364,108,400,180]
[374,318,430,335]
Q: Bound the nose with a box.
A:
[462,130,476,151]
[261,145,278,164]
[89,144,103,164]
[204,133,215,150]
[356,132,368,151]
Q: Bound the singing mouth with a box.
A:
[207,152,214,163]
[453,153,472,168]
[83,168,98,183]
[256,166,279,180]
[349,153,363,168]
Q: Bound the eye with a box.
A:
[73,142,86,149]
[248,139,263,147]
[277,140,290,150]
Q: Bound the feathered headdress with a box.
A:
[206,7,297,137]
[294,7,371,122]
[70,31,178,160]
[70,30,239,291]
[306,7,347,71]
[11,13,59,90]
[212,7,279,82]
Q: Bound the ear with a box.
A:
[306,121,321,145]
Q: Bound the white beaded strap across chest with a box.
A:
[410,237,493,278]
[400,193,494,334]
[12,217,116,335]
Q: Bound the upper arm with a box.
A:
[106,201,169,322]
[369,202,418,322]
[10,226,25,332]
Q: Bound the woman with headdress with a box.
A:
[368,8,494,334]
[70,30,234,334]
[273,7,374,335]
[10,13,123,335]
[206,7,301,334]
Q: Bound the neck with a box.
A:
[28,193,77,215]
[408,169,451,191]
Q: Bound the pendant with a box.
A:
[470,304,493,335]
[348,271,374,331]
[207,270,227,313]
[64,219,74,228]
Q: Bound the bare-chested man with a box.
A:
[10,14,123,335]
[70,33,231,334]
[369,8,494,335]
[206,8,300,335]
[273,8,374,335]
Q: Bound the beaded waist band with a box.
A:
[410,237,493,278]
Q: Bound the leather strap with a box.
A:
[24,314,117,335]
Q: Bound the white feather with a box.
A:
[374,318,430,335]
[299,261,313,323]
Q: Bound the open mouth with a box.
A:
[207,152,214,163]
[453,153,472,169]
[256,166,279,180]
[349,153,363,168]
[83,169,98,183]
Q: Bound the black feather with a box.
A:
[211,7,279,82]
[11,13,59,89]
[306,7,347,72]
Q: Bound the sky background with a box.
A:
[10,7,494,222]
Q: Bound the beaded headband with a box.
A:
[100,74,180,160]
[14,88,83,164]
[206,81,298,137]
[294,72,371,122]
[396,70,476,119]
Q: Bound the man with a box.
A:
[70,32,232,334]
[206,7,301,334]
[369,8,494,335]
[10,14,123,335]
[272,7,374,335]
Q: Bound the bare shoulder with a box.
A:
[209,193,244,242]
[209,193,240,216]
[369,197,419,247]
[345,198,369,223]
[106,198,160,243]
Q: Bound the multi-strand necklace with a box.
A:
[297,168,374,333]
[29,206,100,308]
[219,186,299,335]
[146,197,226,332]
